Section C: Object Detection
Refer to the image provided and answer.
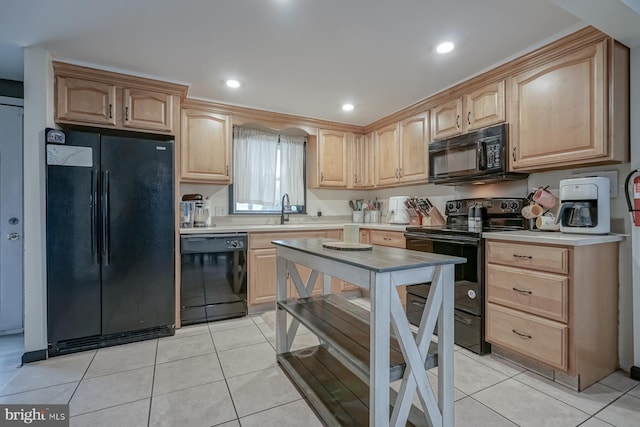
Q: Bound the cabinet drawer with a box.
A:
[486,303,568,370]
[487,241,568,274]
[369,230,405,248]
[487,264,568,322]
[249,231,327,249]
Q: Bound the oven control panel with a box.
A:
[445,198,525,216]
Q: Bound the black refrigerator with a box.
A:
[46,130,175,355]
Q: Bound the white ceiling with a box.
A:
[0,0,637,125]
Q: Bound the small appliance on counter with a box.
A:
[182,194,210,227]
[557,177,610,234]
[387,196,410,224]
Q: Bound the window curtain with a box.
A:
[279,135,306,206]
[233,127,279,206]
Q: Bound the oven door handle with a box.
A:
[404,232,480,245]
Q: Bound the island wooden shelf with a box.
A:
[278,294,437,383]
[278,345,428,427]
[273,238,465,426]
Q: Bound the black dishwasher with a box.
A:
[180,233,247,325]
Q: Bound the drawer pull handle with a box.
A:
[512,287,532,295]
[513,254,532,259]
[411,301,425,308]
[383,237,391,241]
[512,329,532,339]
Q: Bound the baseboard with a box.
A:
[21,349,47,364]
[631,366,640,381]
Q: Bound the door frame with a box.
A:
[0,96,24,335]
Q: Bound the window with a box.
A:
[230,126,306,214]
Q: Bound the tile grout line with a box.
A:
[469,376,593,425]
[508,371,626,418]
[585,388,640,425]
[464,395,521,427]
[146,338,159,427]
[67,349,99,414]
[209,321,241,425]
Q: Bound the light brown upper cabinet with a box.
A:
[56,77,118,126]
[398,113,429,183]
[53,62,186,135]
[374,122,401,186]
[180,106,232,183]
[349,134,373,188]
[430,80,505,141]
[123,88,173,132]
[375,113,429,187]
[510,39,629,171]
[308,129,349,188]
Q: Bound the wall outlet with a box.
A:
[215,207,226,216]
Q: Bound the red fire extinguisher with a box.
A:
[625,169,640,226]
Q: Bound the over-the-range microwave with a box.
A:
[428,124,528,185]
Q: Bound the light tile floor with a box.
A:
[0,306,639,426]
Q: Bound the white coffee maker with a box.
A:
[556,177,610,234]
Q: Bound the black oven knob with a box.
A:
[500,202,508,210]
[456,202,462,210]
[510,202,519,210]
[229,240,239,248]
[447,202,455,212]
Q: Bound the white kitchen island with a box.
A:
[272,238,465,427]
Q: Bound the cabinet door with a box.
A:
[510,41,607,170]
[180,109,231,183]
[123,88,173,132]
[486,303,568,370]
[399,113,429,183]
[248,248,277,305]
[369,230,405,248]
[317,129,348,187]
[56,77,117,126]
[350,134,368,188]
[430,98,462,141]
[464,80,505,132]
[374,123,400,186]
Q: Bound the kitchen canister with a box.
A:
[352,211,364,223]
[343,224,360,244]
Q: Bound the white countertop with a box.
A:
[482,230,626,246]
[180,222,410,234]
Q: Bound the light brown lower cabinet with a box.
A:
[367,229,407,307]
[485,239,619,391]
[247,230,350,309]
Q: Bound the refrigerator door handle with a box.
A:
[91,170,99,264]
[102,170,110,266]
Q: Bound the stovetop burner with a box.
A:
[406,197,528,236]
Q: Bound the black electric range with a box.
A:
[404,198,527,354]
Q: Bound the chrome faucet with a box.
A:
[280,193,290,224]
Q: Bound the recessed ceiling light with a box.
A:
[226,79,241,88]
[436,42,455,54]
[342,103,354,111]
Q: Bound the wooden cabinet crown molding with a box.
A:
[182,98,365,136]
[364,26,611,133]
[53,61,189,98]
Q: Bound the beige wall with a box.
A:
[22,47,54,354]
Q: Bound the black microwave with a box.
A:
[428,124,527,185]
